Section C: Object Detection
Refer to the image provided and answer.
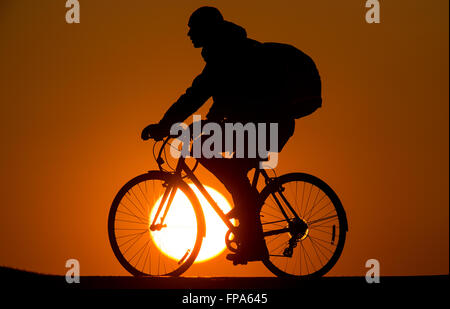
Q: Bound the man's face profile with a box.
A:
[187,25,205,48]
[187,6,223,48]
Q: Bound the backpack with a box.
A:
[258,42,322,119]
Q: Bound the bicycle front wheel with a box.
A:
[108,171,205,277]
[259,173,347,278]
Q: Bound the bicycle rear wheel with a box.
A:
[259,173,347,278]
[108,171,205,277]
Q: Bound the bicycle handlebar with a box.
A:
[153,136,199,176]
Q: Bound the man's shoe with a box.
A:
[226,245,269,265]
[226,253,248,265]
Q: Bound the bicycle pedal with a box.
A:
[226,253,248,265]
[232,260,248,266]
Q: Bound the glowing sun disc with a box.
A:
[150,184,232,263]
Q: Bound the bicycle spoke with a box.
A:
[308,215,338,228]
[124,193,147,220]
[130,239,150,266]
[118,201,148,225]
[261,218,292,226]
[265,233,284,246]
[304,192,327,219]
[308,236,329,263]
[115,227,148,231]
[115,218,147,225]
[303,183,313,218]
[259,174,346,278]
[137,183,151,214]
[271,238,290,255]
[311,186,321,214]
[301,181,305,216]
[116,210,148,223]
[310,226,334,236]
[306,201,332,222]
[307,236,324,267]
[116,230,149,240]
[137,240,151,271]
[110,173,202,277]
[284,251,289,272]
[300,241,314,273]
[308,235,335,254]
[130,187,147,215]
[121,230,147,255]
[295,181,298,210]
[293,247,299,275]
[267,196,285,217]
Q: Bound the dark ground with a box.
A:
[0,266,448,306]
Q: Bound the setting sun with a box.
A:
[150,185,232,263]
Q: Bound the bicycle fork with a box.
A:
[149,182,177,231]
[148,183,194,265]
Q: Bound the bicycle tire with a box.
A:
[258,172,347,278]
[108,171,205,277]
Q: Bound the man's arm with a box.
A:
[158,66,211,128]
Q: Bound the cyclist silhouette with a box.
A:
[142,6,297,264]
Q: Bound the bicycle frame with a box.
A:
[150,156,236,232]
[150,153,301,238]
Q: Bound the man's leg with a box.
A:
[197,157,267,262]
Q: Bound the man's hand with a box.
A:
[141,123,170,141]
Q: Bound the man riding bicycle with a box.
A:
[141,7,312,265]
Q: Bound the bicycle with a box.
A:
[108,135,348,278]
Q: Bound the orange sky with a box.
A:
[0,0,448,277]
